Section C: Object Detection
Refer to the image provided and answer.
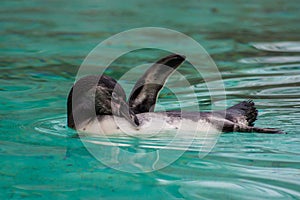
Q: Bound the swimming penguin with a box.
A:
[67,54,284,136]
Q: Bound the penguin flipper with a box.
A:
[128,54,186,114]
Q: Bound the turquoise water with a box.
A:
[1,0,300,199]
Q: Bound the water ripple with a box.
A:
[251,41,300,52]
[238,56,300,64]
[33,116,76,138]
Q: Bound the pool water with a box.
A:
[1,0,300,199]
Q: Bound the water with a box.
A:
[1,0,300,199]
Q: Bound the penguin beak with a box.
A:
[113,99,140,127]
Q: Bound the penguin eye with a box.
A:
[112,92,119,101]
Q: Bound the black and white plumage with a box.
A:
[67,54,284,136]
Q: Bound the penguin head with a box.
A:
[67,75,139,129]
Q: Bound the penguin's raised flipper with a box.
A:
[129,54,186,114]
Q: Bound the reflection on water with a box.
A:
[238,56,300,64]
[1,0,300,199]
[252,41,300,52]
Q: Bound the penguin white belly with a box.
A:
[78,113,220,138]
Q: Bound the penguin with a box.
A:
[67,54,284,136]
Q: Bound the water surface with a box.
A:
[1,0,300,199]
